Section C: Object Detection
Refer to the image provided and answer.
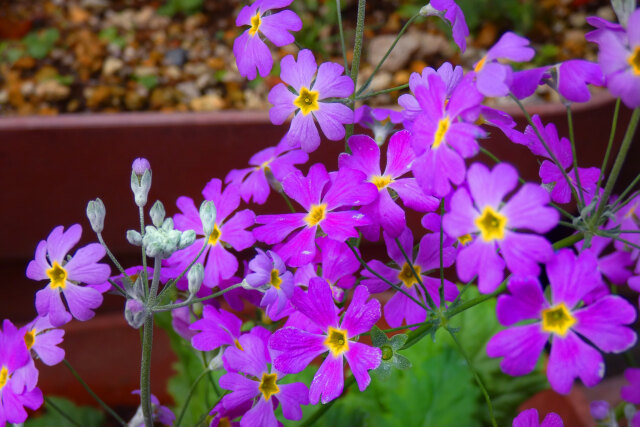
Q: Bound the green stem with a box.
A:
[140,257,162,427]
[300,376,357,427]
[445,282,507,320]
[107,278,127,296]
[614,190,640,213]
[44,396,83,427]
[335,0,349,73]
[97,232,128,278]
[63,359,126,426]
[439,199,445,306]
[447,329,497,427]
[593,108,640,222]
[154,282,244,312]
[596,98,621,195]
[607,235,640,251]
[281,191,297,214]
[552,232,584,250]
[356,14,419,96]
[175,369,211,427]
[344,0,367,144]
[139,206,149,298]
[614,174,640,210]
[567,106,585,208]
[356,83,409,100]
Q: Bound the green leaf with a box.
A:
[26,396,105,426]
[134,75,159,90]
[23,28,59,60]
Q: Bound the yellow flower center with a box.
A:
[474,55,488,72]
[397,263,422,288]
[475,206,507,242]
[269,269,282,289]
[371,175,393,190]
[234,338,244,351]
[258,372,280,400]
[433,117,450,149]
[541,303,576,337]
[208,224,222,246]
[458,234,473,246]
[294,87,320,115]
[219,418,231,427]
[0,366,7,391]
[305,204,327,227]
[249,12,261,36]
[24,329,36,350]
[47,261,68,289]
[625,202,638,220]
[628,46,640,75]
[324,327,349,357]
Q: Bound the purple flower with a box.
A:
[171,302,196,340]
[425,0,469,53]
[353,106,402,145]
[246,249,294,319]
[361,228,458,328]
[190,305,244,352]
[513,408,563,427]
[226,138,309,205]
[509,66,550,100]
[576,234,634,288]
[21,316,65,366]
[0,319,43,426]
[557,60,604,103]
[233,0,302,80]
[268,49,355,152]
[165,179,255,288]
[130,390,175,427]
[339,131,438,240]
[443,163,558,293]
[398,62,464,130]
[588,8,640,108]
[253,163,377,266]
[26,224,110,327]
[220,333,308,426]
[522,115,600,204]
[270,279,382,403]
[622,368,640,405]
[487,250,637,394]
[473,32,535,97]
[411,73,485,197]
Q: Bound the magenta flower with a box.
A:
[190,305,244,352]
[220,333,308,426]
[165,179,255,288]
[427,0,469,52]
[411,73,485,197]
[522,115,600,204]
[588,8,640,108]
[226,138,309,205]
[443,163,558,293]
[577,234,634,288]
[26,224,110,327]
[473,32,535,97]
[557,60,604,103]
[253,163,377,266]
[509,67,550,100]
[268,49,355,153]
[0,319,43,426]
[233,0,302,80]
[246,249,294,320]
[270,279,382,404]
[361,228,458,327]
[622,368,640,425]
[21,316,65,367]
[487,250,637,394]
[339,131,438,240]
[353,105,402,145]
[513,408,563,427]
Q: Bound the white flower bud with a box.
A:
[149,201,165,228]
[419,4,441,17]
[86,198,106,233]
[199,201,217,236]
[188,263,204,296]
[208,352,224,371]
[127,230,143,246]
[179,230,196,249]
[130,158,152,208]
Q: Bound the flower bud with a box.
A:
[150,201,165,228]
[188,263,204,296]
[86,198,106,233]
[199,201,217,236]
[130,158,152,207]
[178,229,196,250]
[589,400,610,421]
[127,230,143,246]
[208,352,224,371]
[124,299,146,329]
[419,4,441,17]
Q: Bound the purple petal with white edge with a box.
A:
[341,286,381,337]
[36,286,71,327]
[64,244,110,284]
[443,188,478,239]
[384,130,415,178]
[338,135,381,178]
[501,183,558,233]
[219,373,260,410]
[499,232,553,277]
[268,84,297,124]
[279,49,317,90]
[277,226,317,266]
[558,60,604,103]
[278,382,309,420]
[622,368,640,404]
[487,31,535,62]
[291,277,339,330]
[310,354,344,404]
[314,102,353,141]
[221,209,255,250]
[233,31,273,80]
[270,327,328,373]
[486,324,547,376]
[26,240,49,281]
[62,283,103,321]
[259,10,301,47]
[240,397,277,427]
[288,112,321,152]
[547,331,604,394]
[224,334,268,378]
[497,276,547,326]
[390,178,439,212]
[344,341,381,391]
[476,62,511,97]
[548,249,602,308]
[313,62,353,98]
[321,211,371,241]
[467,162,518,210]
[254,213,306,245]
[457,239,505,293]
[572,295,637,353]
